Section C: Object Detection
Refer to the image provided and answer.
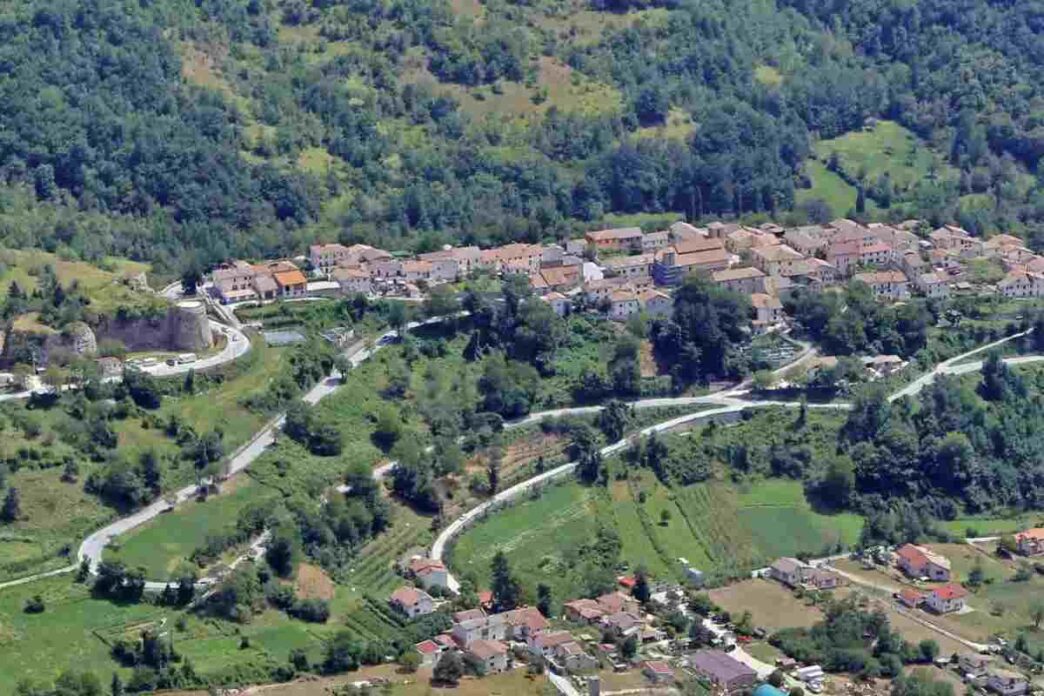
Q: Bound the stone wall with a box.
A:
[3,301,213,365]
[94,301,213,353]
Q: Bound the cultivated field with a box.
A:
[451,475,864,599]
[709,578,825,630]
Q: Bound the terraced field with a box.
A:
[450,476,864,597]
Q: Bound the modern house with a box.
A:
[415,639,443,668]
[769,558,840,590]
[925,583,968,614]
[895,544,951,581]
[407,557,450,590]
[958,653,991,679]
[389,586,435,618]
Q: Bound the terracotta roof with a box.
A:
[253,275,277,293]
[899,588,924,603]
[750,293,782,309]
[390,586,429,608]
[673,248,730,267]
[454,608,486,623]
[753,244,803,262]
[586,227,643,242]
[1016,528,1044,542]
[416,639,440,655]
[408,557,446,575]
[597,591,636,613]
[533,631,575,650]
[273,270,307,287]
[854,270,908,285]
[673,237,725,255]
[931,583,968,600]
[467,639,508,660]
[712,267,765,282]
[503,606,549,633]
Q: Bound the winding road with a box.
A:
[0,322,1035,593]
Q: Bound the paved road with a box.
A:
[141,320,251,377]
[66,316,453,588]
[430,400,851,592]
[1,322,1036,593]
[428,331,1041,591]
[889,329,1030,401]
[827,565,988,652]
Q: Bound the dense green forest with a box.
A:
[6,0,1044,271]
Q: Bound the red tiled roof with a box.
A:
[932,583,968,600]
[1016,528,1044,542]
[273,269,307,287]
[643,660,674,675]
[899,588,924,603]
[390,586,427,607]
[416,639,439,655]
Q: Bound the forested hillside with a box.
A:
[5,0,1044,271]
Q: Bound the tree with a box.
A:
[399,650,421,673]
[181,267,202,296]
[621,634,638,659]
[433,651,464,685]
[2,486,20,522]
[491,551,522,613]
[387,301,408,337]
[266,526,299,577]
[486,445,502,495]
[537,582,552,618]
[632,568,651,603]
[967,559,985,588]
[572,424,603,484]
[110,673,123,696]
[598,399,632,442]
[1031,601,1044,629]
[917,639,939,663]
[23,595,45,614]
[323,631,364,673]
[659,508,672,526]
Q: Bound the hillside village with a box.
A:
[359,520,1044,696]
[208,218,1044,337]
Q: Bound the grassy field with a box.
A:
[402,53,622,123]
[0,468,113,581]
[115,336,287,464]
[709,578,825,630]
[108,478,278,579]
[0,335,285,580]
[450,475,863,599]
[449,481,603,600]
[813,120,957,192]
[941,515,1041,537]
[797,159,859,218]
[0,248,153,313]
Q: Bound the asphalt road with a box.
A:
[0,322,1036,593]
[71,316,456,587]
